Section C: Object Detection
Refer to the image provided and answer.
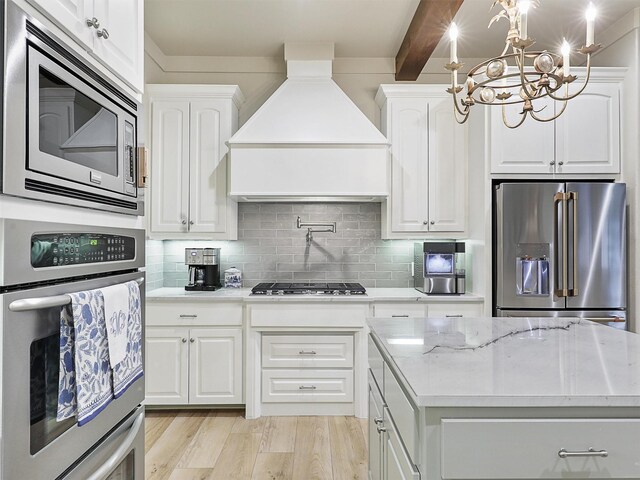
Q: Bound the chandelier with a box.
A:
[445,1,601,128]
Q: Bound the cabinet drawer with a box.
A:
[383,363,417,461]
[262,369,353,403]
[441,418,640,479]
[146,303,242,326]
[374,303,426,318]
[262,335,353,368]
[385,407,421,480]
[427,302,483,318]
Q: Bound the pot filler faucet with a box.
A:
[296,216,337,246]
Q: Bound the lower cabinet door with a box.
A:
[384,407,421,480]
[189,327,243,404]
[145,327,189,404]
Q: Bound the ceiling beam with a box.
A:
[395,0,464,81]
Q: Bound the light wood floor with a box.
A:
[145,409,368,480]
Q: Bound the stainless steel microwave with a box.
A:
[3,2,143,215]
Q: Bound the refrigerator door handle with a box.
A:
[554,192,569,297]
[568,191,579,297]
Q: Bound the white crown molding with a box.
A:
[596,7,640,58]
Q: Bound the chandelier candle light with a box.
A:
[445,0,601,127]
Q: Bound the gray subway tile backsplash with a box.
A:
[148,203,416,288]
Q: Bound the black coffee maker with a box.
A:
[185,248,220,291]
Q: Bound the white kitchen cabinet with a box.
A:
[145,327,189,404]
[146,326,242,405]
[147,85,244,239]
[376,85,467,238]
[489,69,623,175]
[246,301,369,418]
[26,0,144,92]
[145,301,244,405]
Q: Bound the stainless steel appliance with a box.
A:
[0,219,146,480]
[495,182,627,329]
[251,282,367,295]
[3,1,143,215]
[414,242,466,295]
[185,247,220,291]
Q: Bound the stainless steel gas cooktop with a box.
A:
[250,282,366,296]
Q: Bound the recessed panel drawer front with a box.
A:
[426,302,483,318]
[441,418,640,479]
[383,363,417,461]
[147,303,242,326]
[261,370,354,403]
[374,303,426,318]
[262,335,354,368]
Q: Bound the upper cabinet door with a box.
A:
[91,0,144,93]
[150,100,191,233]
[189,100,231,234]
[428,96,466,232]
[489,95,556,174]
[555,82,620,174]
[27,0,95,47]
[389,99,429,233]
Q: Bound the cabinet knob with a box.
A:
[97,28,110,39]
[181,338,187,343]
[190,338,195,343]
[558,161,564,166]
[430,221,435,225]
[550,161,556,166]
[376,425,387,433]
[85,17,100,29]
[189,220,194,225]
[423,221,428,225]
[181,220,187,225]
[374,417,384,425]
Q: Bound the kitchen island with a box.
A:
[368,317,640,480]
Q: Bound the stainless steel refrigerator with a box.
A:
[494,182,627,329]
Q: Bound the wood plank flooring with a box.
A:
[145,410,368,480]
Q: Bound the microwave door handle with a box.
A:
[86,411,144,480]
[8,277,144,312]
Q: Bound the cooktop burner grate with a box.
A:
[251,282,366,295]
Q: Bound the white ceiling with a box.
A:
[145,0,640,60]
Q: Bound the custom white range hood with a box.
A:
[228,44,389,202]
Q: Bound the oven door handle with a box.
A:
[86,411,144,480]
[8,277,144,312]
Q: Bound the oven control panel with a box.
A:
[31,233,135,267]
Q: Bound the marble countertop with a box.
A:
[369,317,640,408]
[146,287,484,303]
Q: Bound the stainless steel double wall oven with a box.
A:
[0,219,146,480]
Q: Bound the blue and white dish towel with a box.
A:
[112,281,144,399]
[57,281,144,425]
[57,289,113,426]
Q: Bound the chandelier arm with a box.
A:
[530,100,568,122]
[515,49,536,100]
[545,56,593,102]
[501,104,528,129]
[454,108,471,124]
[450,83,471,117]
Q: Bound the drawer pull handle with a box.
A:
[298,385,317,390]
[374,417,383,425]
[558,447,608,458]
[376,425,387,433]
[445,314,464,318]
[179,314,197,318]
[298,350,317,355]
[391,315,409,318]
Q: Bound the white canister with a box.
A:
[224,267,242,288]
